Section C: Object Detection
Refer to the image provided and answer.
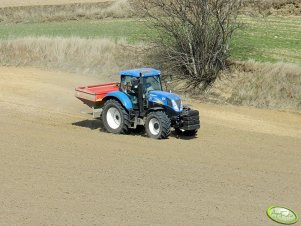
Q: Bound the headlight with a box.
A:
[171,100,180,112]
[180,100,183,111]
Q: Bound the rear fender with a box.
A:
[104,91,133,110]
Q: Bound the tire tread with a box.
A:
[146,111,171,139]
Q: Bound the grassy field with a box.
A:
[233,16,301,64]
[0,17,300,64]
[0,19,154,43]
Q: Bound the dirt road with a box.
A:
[0,0,112,8]
[0,67,300,225]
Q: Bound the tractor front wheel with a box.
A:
[145,111,171,139]
[102,99,130,134]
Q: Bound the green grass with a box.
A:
[0,19,154,43]
[232,16,301,64]
[0,17,300,64]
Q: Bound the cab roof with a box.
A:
[119,68,161,77]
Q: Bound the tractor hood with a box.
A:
[148,90,183,112]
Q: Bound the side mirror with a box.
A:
[131,78,139,91]
[163,75,173,92]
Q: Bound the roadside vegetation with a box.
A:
[228,61,301,111]
[0,0,300,112]
[0,37,143,77]
[194,61,301,111]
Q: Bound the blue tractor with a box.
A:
[75,68,200,139]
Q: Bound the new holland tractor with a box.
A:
[75,68,200,139]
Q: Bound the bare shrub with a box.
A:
[0,37,144,77]
[0,0,133,24]
[132,0,242,89]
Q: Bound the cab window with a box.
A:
[143,76,162,93]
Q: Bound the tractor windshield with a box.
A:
[144,76,162,93]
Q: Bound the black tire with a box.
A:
[145,111,171,139]
[175,128,198,137]
[102,99,130,134]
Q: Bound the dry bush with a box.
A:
[0,0,133,23]
[133,0,242,89]
[199,61,301,111]
[0,37,144,77]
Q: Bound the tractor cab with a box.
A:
[119,68,185,116]
[119,68,163,109]
[120,68,162,94]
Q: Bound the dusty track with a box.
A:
[0,0,112,8]
[0,67,300,225]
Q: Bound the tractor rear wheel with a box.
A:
[102,99,130,134]
[145,111,171,139]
